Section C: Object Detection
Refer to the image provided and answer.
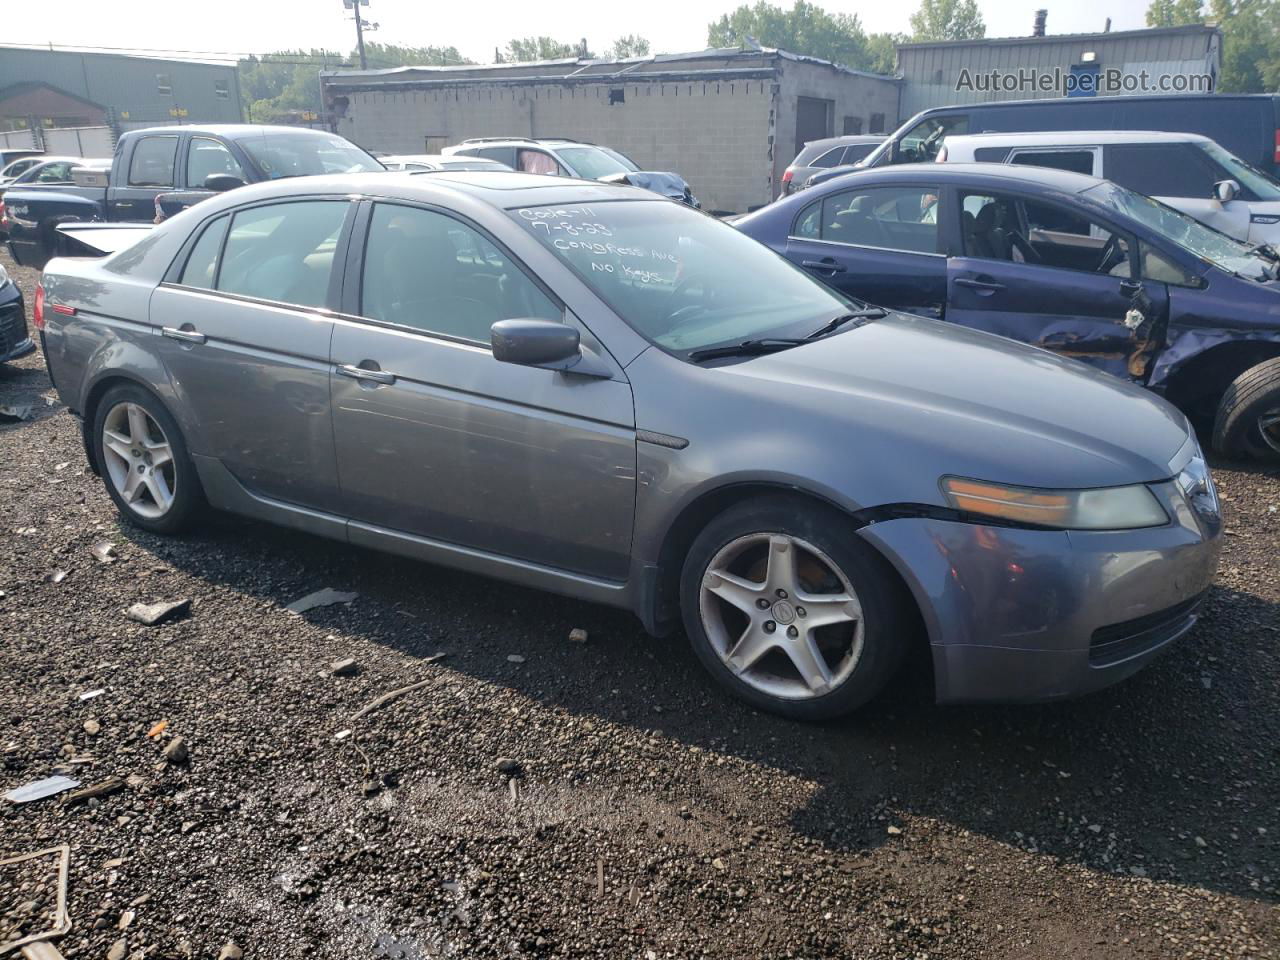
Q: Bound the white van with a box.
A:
[937,131,1280,246]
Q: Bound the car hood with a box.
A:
[599,170,691,200]
[713,312,1192,491]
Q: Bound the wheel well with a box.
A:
[648,484,929,659]
[80,375,162,475]
[1162,340,1280,426]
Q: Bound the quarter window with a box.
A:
[128,136,178,187]
[360,203,559,343]
[1010,150,1096,175]
[187,138,245,187]
[216,201,348,308]
[798,186,939,254]
[179,215,229,289]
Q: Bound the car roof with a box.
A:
[383,154,503,163]
[826,161,1108,193]
[175,170,663,214]
[944,130,1212,147]
[127,124,342,140]
[801,135,886,151]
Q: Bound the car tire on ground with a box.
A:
[680,496,913,720]
[91,383,204,534]
[1212,357,1280,462]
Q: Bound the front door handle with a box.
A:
[954,276,1005,292]
[802,258,846,274]
[336,363,396,385]
[161,326,206,344]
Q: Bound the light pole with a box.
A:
[343,0,370,70]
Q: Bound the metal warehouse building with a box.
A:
[0,46,243,135]
[897,23,1222,117]
[322,48,901,213]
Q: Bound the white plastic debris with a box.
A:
[4,776,81,804]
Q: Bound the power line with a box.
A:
[0,41,473,69]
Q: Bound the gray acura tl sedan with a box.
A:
[34,172,1223,719]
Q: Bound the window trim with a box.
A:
[346,198,568,349]
[1007,146,1100,176]
[173,213,229,290]
[127,135,179,188]
[788,184,945,257]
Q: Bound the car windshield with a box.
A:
[237,133,383,179]
[1084,181,1276,281]
[1196,141,1280,201]
[556,146,636,179]
[510,200,858,354]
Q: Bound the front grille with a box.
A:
[1089,591,1208,666]
[0,300,27,356]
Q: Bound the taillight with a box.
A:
[781,169,793,184]
[32,283,45,331]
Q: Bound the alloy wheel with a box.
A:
[1259,408,1280,455]
[101,402,176,519]
[698,532,865,701]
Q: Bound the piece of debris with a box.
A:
[218,944,243,960]
[65,777,124,804]
[90,541,117,564]
[107,938,127,960]
[506,654,526,664]
[126,599,191,626]
[78,689,105,701]
[286,587,358,614]
[117,909,135,930]
[0,844,71,954]
[3,776,80,804]
[712,857,727,871]
[162,736,190,765]
[0,403,34,422]
[351,654,448,719]
[597,858,606,898]
[569,628,589,644]
[887,825,903,836]
[83,719,100,735]
[333,729,352,742]
[45,569,67,584]
[495,757,522,776]
[329,657,360,677]
[147,720,168,738]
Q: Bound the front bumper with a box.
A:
[0,282,31,363]
[858,478,1223,704]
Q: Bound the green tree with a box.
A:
[908,0,986,41]
[361,41,472,68]
[505,37,594,61]
[609,35,652,58]
[706,0,872,70]
[1145,0,1205,25]
[1142,0,1280,92]
[866,32,906,74]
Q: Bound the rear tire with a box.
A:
[1212,357,1280,462]
[680,496,913,721]
[92,383,204,534]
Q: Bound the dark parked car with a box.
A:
[736,163,1280,460]
[0,261,32,364]
[782,135,885,194]
[36,171,1221,718]
[4,125,382,269]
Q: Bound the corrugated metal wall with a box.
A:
[898,28,1220,116]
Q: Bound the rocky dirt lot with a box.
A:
[1,249,1277,959]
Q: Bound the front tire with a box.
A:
[680,496,913,720]
[1212,357,1280,462]
[92,383,204,534]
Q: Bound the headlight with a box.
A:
[941,477,1168,530]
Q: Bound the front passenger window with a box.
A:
[216,201,348,308]
[360,203,560,343]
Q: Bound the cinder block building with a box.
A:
[322,48,902,213]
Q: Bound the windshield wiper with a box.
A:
[1246,242,1279,261]
[805,308,888,340]
[688,338,809,362]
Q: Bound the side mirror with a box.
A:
[204,173,246,193]
[1214,178,1240,204]
[491,319,581,369]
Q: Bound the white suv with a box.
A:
[938,131,1280,246]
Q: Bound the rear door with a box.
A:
[329,200,636,579]
[151,197,353,511]
[785,182,946,316]
[945,188,1169,383]
[108,133,183,222]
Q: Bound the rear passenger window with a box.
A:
[179,215,228,289]
[128,136,178,187]
[360,203,559,342]
[216,201,348,308]
[808,186,939,253]
[810,148,846,169]
[1010,150,1095,175]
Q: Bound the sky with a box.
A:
[4,0,1155,66]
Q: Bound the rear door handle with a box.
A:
[336,363,396,385]
[802,258,846,274]
[954,277,1005,291]
[161,326,206,344]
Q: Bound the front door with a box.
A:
[150,197,353,510]
[330,201,636,580]
[945,189,1169,382]
[786,183,947,316]
[108,133,181,223]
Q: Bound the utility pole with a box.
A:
[353,0,368,69]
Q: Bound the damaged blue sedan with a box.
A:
[737,163,1280,460]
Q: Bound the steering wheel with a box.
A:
[1096,234,1126,275]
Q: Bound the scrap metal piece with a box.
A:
[286,588,358,614]
[0,844,71,956]
[3,778,79,805]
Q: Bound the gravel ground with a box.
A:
[1,248,1277,959]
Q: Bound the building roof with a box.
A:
[897,22,1220,51]
[322,45,900,88]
